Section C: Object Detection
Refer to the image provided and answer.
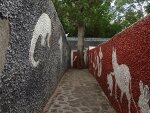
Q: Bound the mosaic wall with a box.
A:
[0,0,70,113]
[88,15,150,113]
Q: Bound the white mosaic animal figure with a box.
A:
[92,52,96,75]
[97,47,103,77]
[59,36,63,63]
[138,81,150,113]
[94,51,98,76]
[73,56,77,63]
[95,55,99,76]
[84,49,88,65]
[111,47,137,113]
[107,73,113,96]
[29,13,51,67]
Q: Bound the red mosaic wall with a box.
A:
[88,15,150,113]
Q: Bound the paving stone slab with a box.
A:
[42,69,117,113]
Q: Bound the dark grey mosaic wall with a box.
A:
[0,0,70,113]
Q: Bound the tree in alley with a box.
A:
[52,0,112,68]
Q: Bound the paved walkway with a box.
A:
[42,69,116,113]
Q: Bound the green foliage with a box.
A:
[112,0,149,29]
[52,0,114,37]
[52,0,148,38]
[146,3,150,13]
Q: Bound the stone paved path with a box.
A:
[42,69,116,113]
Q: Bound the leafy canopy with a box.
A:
[52,0,149,38]
[52,0,114,37]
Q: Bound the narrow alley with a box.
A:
[42,69,116,113]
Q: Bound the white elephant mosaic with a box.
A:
[29,13,51,67]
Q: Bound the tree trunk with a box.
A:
[77,23,85,69]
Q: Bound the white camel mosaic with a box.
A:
[29,13,51,67]
[107,47,138,113]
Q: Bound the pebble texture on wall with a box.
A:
[88,15,150,113]
[0,17,9,73]
[0,0,70,113]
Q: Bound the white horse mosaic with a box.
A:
[138,81,150,113]
[110,47,137,113]
[29,13,51,67]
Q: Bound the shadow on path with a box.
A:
[42,69,116,113]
